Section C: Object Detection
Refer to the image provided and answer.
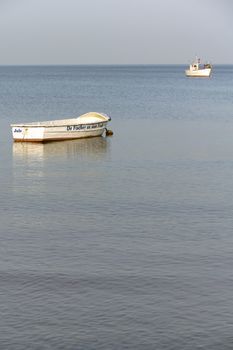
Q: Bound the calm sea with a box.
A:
[1,65,233,349]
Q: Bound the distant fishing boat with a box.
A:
[185,57,212,77]
[11,112,111,142]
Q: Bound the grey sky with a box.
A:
[0,0,232,64]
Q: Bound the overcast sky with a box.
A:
[0,0,232,64]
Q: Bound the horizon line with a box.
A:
[0,63,232,66]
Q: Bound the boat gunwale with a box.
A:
[11,120,108,128]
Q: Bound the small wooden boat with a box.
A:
[185,57,212,77]
[11,112,111,142]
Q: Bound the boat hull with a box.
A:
[11,124,107,142]
[185,68,211,77]
[11,112,110,142]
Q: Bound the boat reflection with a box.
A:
[13,136,110,161]
[12,137,111,195]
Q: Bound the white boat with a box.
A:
[185,57,212,77]
[11,112,111,142]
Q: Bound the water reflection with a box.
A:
[12,136,111,195]
[13,136,110,162]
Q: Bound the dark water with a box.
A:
[1,65,233,349]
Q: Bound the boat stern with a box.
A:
[11,125,45,142]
